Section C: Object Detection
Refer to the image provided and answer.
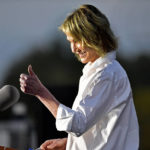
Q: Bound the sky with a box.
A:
[0,0,150,84]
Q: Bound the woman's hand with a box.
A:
[19,65,46,97]
[40,138,67,150]
[19,65,59,118]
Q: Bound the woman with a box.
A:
[20,4,139,150]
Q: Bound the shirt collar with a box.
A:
[82,51,116,76]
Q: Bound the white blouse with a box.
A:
[56,51,139,150]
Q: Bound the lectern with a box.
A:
[0,146,16,150]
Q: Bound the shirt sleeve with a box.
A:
[56,72,129,137]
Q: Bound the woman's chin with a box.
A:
[80,58,88,64]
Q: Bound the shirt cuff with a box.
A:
[56,104,74,132]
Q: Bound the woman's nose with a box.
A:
[72,42,81,53]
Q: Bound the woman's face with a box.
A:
[66,33,100,64]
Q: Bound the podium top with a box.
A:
[0,146,16,150]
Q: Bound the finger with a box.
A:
[19,78,32,89]
[28,65,36,76]
[47,141,56,149]
[40,140,53,150]
[47,139,60,149]
[20,73,28,80]
[20,86,34,95]
[19,77,28,84]
[20,86,25,93]
[20,83,26,90]
[20,77,35,86]
[20,82,29,93]
[20,81,32,92]
[19,78,25,84]
[47,143,56,149]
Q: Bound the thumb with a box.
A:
[28,65,36,76]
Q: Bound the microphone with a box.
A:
[0,85,20,111]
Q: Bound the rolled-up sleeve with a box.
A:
[56,72,128,137]
[56,103,87,137]
[56,104,75,132]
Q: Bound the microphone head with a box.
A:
[0,85,20,111]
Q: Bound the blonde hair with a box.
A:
[59,4,118,55]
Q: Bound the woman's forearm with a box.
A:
[36,86,60,118]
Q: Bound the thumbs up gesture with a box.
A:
[19,65,45,96]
